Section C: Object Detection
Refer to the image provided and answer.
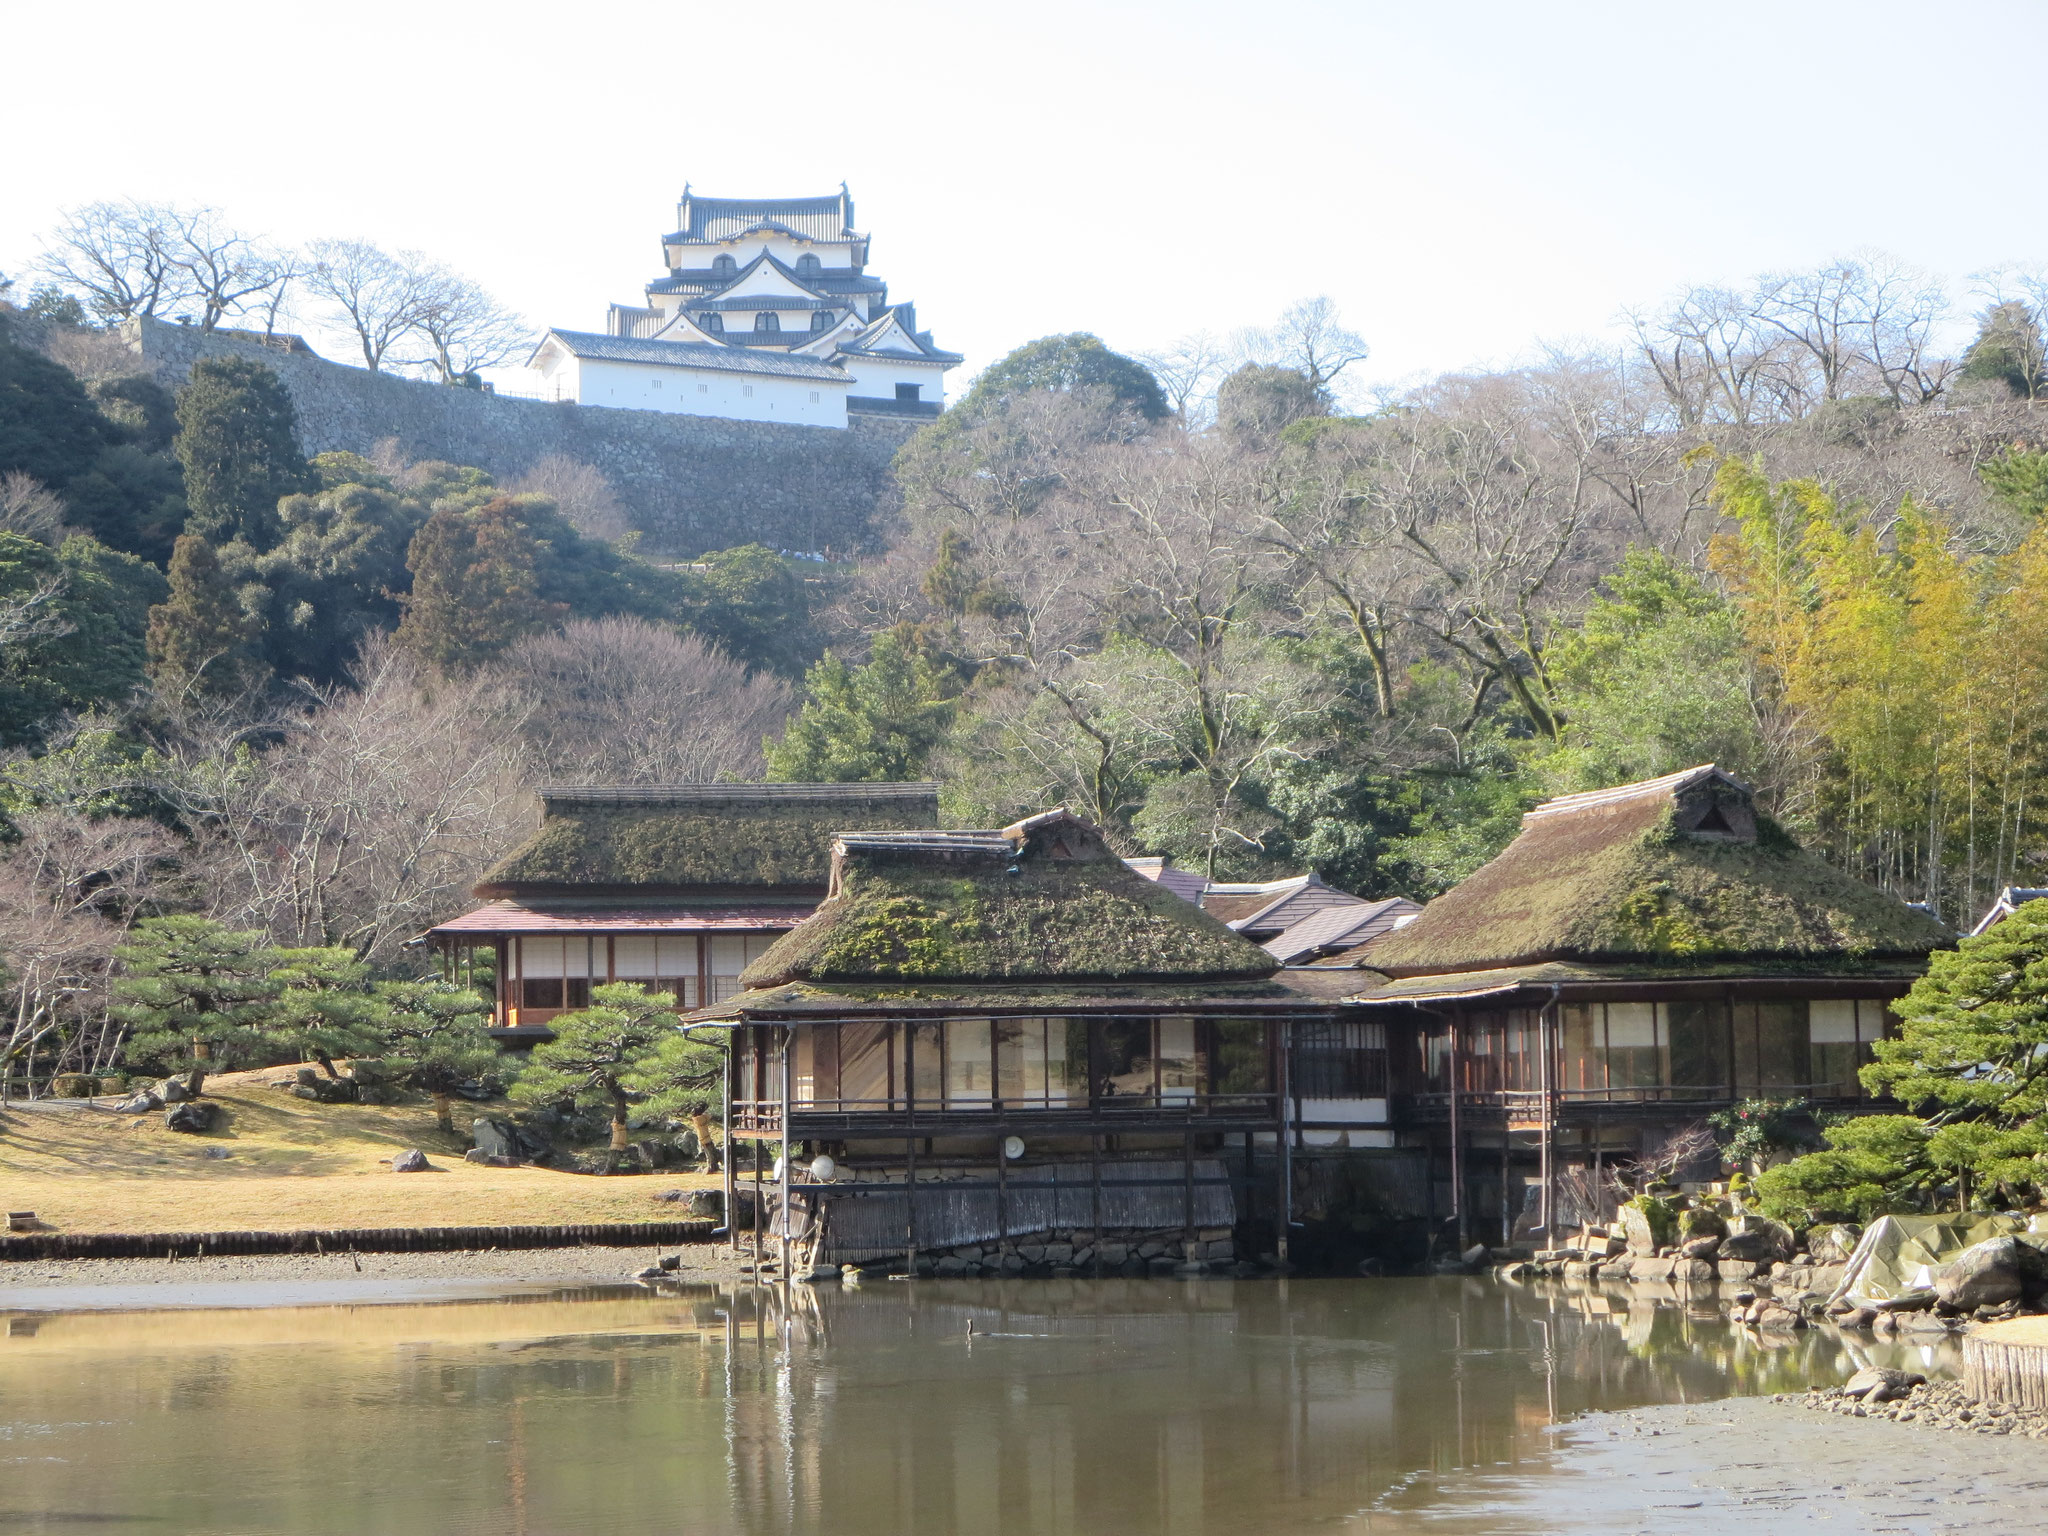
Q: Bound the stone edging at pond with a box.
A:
[0,1220,719,1262]
[1789,1376,2048,1438]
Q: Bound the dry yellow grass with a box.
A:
[0,1066,716,1235]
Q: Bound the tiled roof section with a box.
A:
[840,308,963,363]
[1125,856,1209,905]
[1971,887,2048,936]
[538,783,940,810]
[429,901,808,936]
[1363,765,1950,977]
[672,193,854,244]
[1264,898,1422,965]
[536,330,849,383]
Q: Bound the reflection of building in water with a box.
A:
[697,810,1333,1270]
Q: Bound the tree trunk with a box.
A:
[186,1066,208,1097]
[432,1091,454,1135]
[605,1107,631,1175]
[313,1049,341,1080]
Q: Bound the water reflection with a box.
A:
[0,1276,1905,1536]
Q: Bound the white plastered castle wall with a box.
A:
[575,358,848,427]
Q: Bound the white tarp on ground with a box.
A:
[1828,1213,2048,1303]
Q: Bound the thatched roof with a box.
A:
[729,809,1280,992]
[1361,766,1949,979]
[475,783,940,898]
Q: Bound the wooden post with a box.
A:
[1500,1134,1512,1248]
[1183,1127,1196,1252]
[1449,1011,1466,1249]
[751,1127,763,1274]
[905,1131,919,1277]
[995,1126,1008,1266]
[1090,1132,1103,1271]
[1275,1020,1292,1265]
[1538,1001,1555,1242]
[722,1025,737,1255]
[779,1027,794,1281]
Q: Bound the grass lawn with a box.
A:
[0,1066,717,1236]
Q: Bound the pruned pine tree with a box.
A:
[111,916,282,1094]
[508,982,677,1172]
[265,945,385,1078]
[621,1025,728,1165]
[372,979,499,1133]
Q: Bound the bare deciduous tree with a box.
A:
[164,207,293,333]
[35,200,190,323]
[498,618,792,784]
[1137,330,1230,422]
[1236,296,1371,400]
[0,473,69,544]
[305,239,430,372]
[409,266,529,383]
[506,456,628,541]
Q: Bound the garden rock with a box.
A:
[1933,1236,2048,1311]
[390,1148,432,1172]
[1720,1215,1796,1263]
[113,1087,163,1114]
[1621,1204,1661,1255]
[1677,1235,1722,1260]
[473,1116,552,1163]
[158,1077,191,1104]
[1809,1224,1861,1263]
[164,1101,216,1133]
[1843,1366,1925,1402]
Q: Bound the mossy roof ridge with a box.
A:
[740,833,1278,990]
[688,977,1316,1020]
[1349,957,1932,1003]
[477,786,939,894]
[1366,775,1949,977]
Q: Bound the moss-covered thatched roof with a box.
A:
[476,783,939,897]
[1363,766,1949,979]
[732,809,1279,991]
[688,978,1322,1022]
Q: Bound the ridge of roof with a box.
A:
[534,329,850,382]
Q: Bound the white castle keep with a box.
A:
[526,185,959,429]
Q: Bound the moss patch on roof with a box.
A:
[738,811,1280,989]
[1348,957,1931,1004]
[1365,768,1949,977]
[690,978,1315,1020]
[477,786,939,895]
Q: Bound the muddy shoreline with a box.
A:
[0,1241,763,1309]
[1402,1396,2048,1533]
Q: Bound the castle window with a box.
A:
[896,382,921,401]
[713,254,736,277]
[702,313,724,333]
[811,310,833,331]
[797,253,820,275]
[809,391,820,403]
[743,385,754,398]
[754,312,781,333]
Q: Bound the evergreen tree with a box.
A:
[1960,300,2047,399]
[953,333,1169,422]
[265,946,387,1076]
[509,982,676,1172]
[146,533,268,700]
[395,499,561,673]
[0,532,165,744]
[1216,363,1326,443]
[372,979,500,1133]
[1982,448,2048,521]
[173,356,313,549]
[686,542,819,677]
[112,916,284,1094]
[764,629,960,782]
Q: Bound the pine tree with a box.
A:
[145,533,268,700]
[509,982,676,1171]
[763,628,960,781]
[173,356,313,549]
[112,916,284,1094]
[373,979,500,1133]
[395,499,560,673]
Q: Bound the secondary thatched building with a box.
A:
[688,808,1337,1273]
[427,783,938,1041]
[1341,765,1950,1245]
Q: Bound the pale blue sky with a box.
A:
[5,0,2044,393]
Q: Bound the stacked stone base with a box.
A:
[818,1227,1243,1279]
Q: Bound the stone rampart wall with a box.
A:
[126,320,916,555]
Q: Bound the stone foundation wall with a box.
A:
[125,319,917,556]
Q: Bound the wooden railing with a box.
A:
[729,1091,1283,1137]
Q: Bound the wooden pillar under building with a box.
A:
[1183,1128,1196,1249]
[1275,1020,1292,1264]
[905,1133,919,1277]
[1089,1132,1103,1268]
[995,1125,1009,1263]
[751,1123,764,1274]
[778,1028,793,1281]
[1537,1000,1556,1241]
[1448,1010,1466,1249]
[1500,1135,1512,1247]
[721,1026,737,1255]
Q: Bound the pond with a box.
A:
[0,1276,1957,1534]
